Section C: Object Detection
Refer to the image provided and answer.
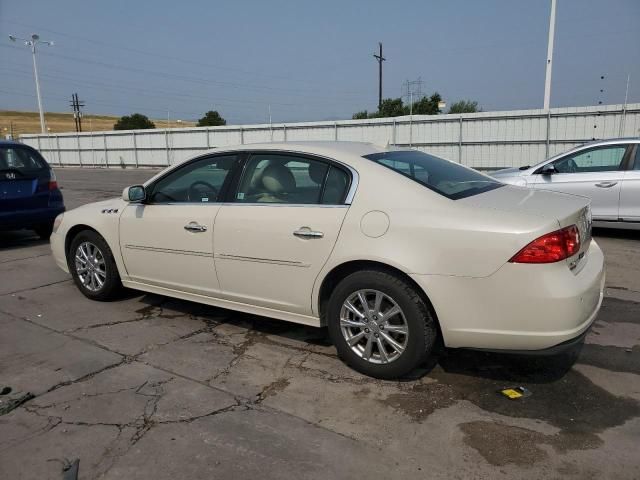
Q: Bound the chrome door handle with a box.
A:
[293,227,324,239]
[595,181,618,188]
[184,222,207,232]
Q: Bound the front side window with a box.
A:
[634,146,640,170]
[235,154,349,204]
[363,150,501,200]
[549,146,627,173]
[149,155,236,203]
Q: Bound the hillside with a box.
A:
[0,110,196,137]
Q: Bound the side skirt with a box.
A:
[121,280,322,328]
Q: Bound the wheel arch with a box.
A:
[316,260,441,333]
[65,224,100,256]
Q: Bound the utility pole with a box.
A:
[373,42,386,110]
[9,33,53,133]
[69,93,85,132]
[543,0,557,110]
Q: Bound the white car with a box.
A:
[51,142,605,378]
[493,138,640,229]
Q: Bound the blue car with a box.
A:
[0,140,65,239]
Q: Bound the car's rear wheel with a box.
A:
[327,269,438,379]
[33,223,53,240]
[68,230,122,301]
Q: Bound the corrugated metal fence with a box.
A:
[20,103,640,170]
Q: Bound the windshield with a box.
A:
[363,150,503,200]
[0,146,47,176]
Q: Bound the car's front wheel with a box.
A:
[68,230,122,301]
[327,269,438,379]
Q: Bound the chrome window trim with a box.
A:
[144,149,359,206]
[140,202,349,208]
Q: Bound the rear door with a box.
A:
[213,152,352,316]
[619,144,640,222]
[0,145,50,212]
[532,144,629,220]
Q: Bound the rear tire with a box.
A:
[68,230,122,301]
[327,269,438,379]
[34,223,53,240]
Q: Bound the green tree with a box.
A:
[449,100,480,114]
[197,110,227,126]
[410,92,443,115]
[375,98,408,118]
[352,110,369,120]
[113,113,155,130]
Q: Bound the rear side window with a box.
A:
[364,150,502,200]
[0,146,47,175]
[634,146,640,170]
[235,154,349,205]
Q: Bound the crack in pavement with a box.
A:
[0,279,72,297]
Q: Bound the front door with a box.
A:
[119,154,238,296]
[533,144,629,220]
[213,152,352,316]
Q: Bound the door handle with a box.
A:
[293,227,324,239]
[595,181,618,188]
[184,222,207,232]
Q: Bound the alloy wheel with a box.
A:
[74,241,107,292]
[339,289,409,364]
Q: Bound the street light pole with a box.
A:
[543,0,557,111]
[9,33,53,133]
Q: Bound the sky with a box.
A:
[1,0,639,125]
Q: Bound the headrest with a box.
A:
[308,162,327,184]
[261,163,295,193]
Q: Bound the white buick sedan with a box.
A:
[51,142,605,378]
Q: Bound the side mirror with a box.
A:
[541,164,558,175]
[122,185,146,203]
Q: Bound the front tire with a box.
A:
[68,230,122,301]
[327,270,438,379]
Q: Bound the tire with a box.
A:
[327,269,438,379]
[68,230,122,301]
[34,223,53,240]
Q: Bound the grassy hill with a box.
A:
[0,110,196,137]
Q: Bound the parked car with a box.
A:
[0,140,65,239]
[492,138,640,229]
[51,142,604,378]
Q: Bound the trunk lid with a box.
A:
[460,185,592,269]
[0,169,51,211]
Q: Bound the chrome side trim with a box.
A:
[125,244,212,257]
[215,253,310,267]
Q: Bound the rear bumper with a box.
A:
[0,206,65,230]
[411,239,605,352]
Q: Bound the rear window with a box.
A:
[363,150,502,200]
[0,146,47,175]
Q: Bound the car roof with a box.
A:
[0,139,32,147]
[209,141,391,159]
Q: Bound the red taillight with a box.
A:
[48,170,58,190]
[509,225,581,264]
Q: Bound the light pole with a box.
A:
[543,0,557,110]
[9,33,54,133]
